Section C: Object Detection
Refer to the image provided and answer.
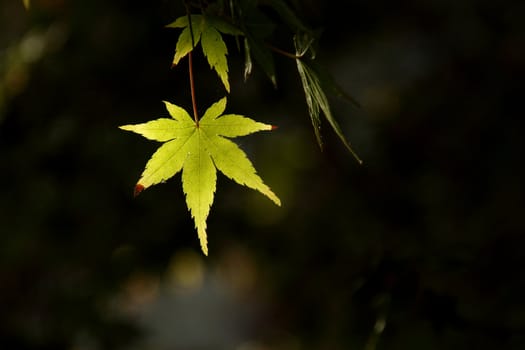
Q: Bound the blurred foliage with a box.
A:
[1,0,525,349]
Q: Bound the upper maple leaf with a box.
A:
[119,97,280,255]
[167,14,243,93]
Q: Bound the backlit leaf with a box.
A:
[120,97,280,255]
[167,14,242,92]
[201,25,230,92]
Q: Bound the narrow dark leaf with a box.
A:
[296,59,323,148]
[296,58,362,163]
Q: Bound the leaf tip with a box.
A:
[134,184,145,197]
[270,75,277,88]
[271,125,279,130]
[198,227,209,256]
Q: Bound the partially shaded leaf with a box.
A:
[171,16,204,65]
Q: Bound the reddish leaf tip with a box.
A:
[271,125,279,130]
[134,184,145,197]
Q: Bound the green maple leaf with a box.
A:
[167,14,243,93]
[119,97,280,255]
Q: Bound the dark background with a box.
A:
[1,0,524,349]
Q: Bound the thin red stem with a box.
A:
[185,2,199,125]
[188,51,199,125]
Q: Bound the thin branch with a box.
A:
[266,43,301,59]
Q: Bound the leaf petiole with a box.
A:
[188,51,199,125]
[266,43,301,59]
[185,4,199,125]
